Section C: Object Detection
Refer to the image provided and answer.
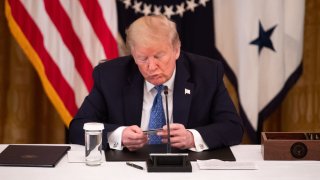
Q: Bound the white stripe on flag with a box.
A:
[21,0,89,107]
[98,0,118,41]
[60,0,106,67]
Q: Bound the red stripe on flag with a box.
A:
[9,0,78,116]
[44,0,93,91]
[80,0,119,59]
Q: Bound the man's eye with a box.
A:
[138,57,147,62]
[155,54,164,59]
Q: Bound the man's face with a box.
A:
[132,41,180,86]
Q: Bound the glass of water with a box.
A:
[83,122,104,166]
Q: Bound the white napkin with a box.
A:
[197,159,257,170]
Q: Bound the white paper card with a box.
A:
[197,159,257,170]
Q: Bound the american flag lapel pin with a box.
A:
[185,88,191,95]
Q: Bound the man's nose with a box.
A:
[147,58,157,71]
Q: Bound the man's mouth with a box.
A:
[149,74,160,79]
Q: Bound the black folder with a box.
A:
[105,144,235,161]
[0,145,71,167]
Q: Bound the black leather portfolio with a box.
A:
[105,144,235,161]
[0,145,71,167]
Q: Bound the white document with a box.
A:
[197,159,257,170]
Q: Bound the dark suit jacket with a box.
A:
[69,51,243,149]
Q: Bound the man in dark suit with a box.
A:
[69,15,243,151]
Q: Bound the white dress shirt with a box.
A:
[107,69,209,152]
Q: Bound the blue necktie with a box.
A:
[148,85,166,144]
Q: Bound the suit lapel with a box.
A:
[173,56,194,126]
[123,63,144,126]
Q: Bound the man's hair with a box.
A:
[125,15,181,51]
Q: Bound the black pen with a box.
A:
[126,162,144,170]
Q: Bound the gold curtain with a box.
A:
[263,0,320,132]
[0,0,319,144]
[0,0,65,144]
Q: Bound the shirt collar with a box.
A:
[146,68,176,92]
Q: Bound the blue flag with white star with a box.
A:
[214,0,305,142]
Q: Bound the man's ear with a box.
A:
[174,46,181,61]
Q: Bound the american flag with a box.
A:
[5,0,119,126]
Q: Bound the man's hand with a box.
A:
[158,123,195,149]
[122,125,147,151]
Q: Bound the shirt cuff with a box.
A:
[188,129,209,152]
[107,126,126,150]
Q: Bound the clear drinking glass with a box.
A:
[83,122,104,166]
